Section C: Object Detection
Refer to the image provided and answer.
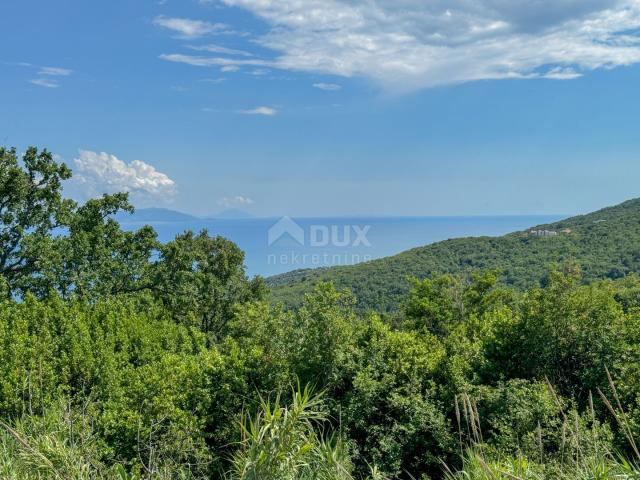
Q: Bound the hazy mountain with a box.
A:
[208,208,255,219]
[115,207,200,223]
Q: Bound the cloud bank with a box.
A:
[218,195,255,208]
[161,0,640,91]
[73,150,176,202]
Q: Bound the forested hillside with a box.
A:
[4,147,640,479]
[268,198,640,311]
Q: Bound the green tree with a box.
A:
[485,268,628,399]
[35,193,158,300]
[343,316,453,477]
[0,147,74,296]
[404,270,508,337]
[151,230,265,336]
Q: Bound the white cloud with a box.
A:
[543,67,584,80]
[205,0,640,91]
[38,66,72,76]
[30,78,59,88]
[153,15,228,38]
[72,150,176,202]
[248,68,270,75]
[200,77,226,84]
[188,43,253,56]
[238,106,278,115]
[218,195,255,208]
[24,64,72,88]
[313,82,342,90]
[221,65,240,72]
[159,53,269,68]
[159,53,220,67]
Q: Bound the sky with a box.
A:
[2,0,640,217]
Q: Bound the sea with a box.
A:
[119,215,566,278]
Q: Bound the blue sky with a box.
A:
[2,0,640,217]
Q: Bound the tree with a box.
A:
[0,147,74,296]
[151,230,265,336]
[27,192,159,300]
[342,315,453,477]
[0,146,159,300]
[403,270,508,337]
[0,146,262,329]
[485,268,628,399]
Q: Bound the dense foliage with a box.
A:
[3,147,640,479]
[268,198,640,312]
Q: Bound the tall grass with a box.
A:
[0,386,387,480]
[0,399,196,479]
[227,383,392,480]
[0,399,117,479]
[228,384,355,480]
[445,373,640,480]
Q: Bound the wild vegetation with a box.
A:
[268,198,640,312]
[3,147,640,479]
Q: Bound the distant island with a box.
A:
[115,207,199,223]
[116,207,254,223]
[208,208,255,220]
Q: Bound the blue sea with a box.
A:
[120,215,565,277]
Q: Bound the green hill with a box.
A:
[267,198,640,311]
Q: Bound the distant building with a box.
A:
[529,229,558,237]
